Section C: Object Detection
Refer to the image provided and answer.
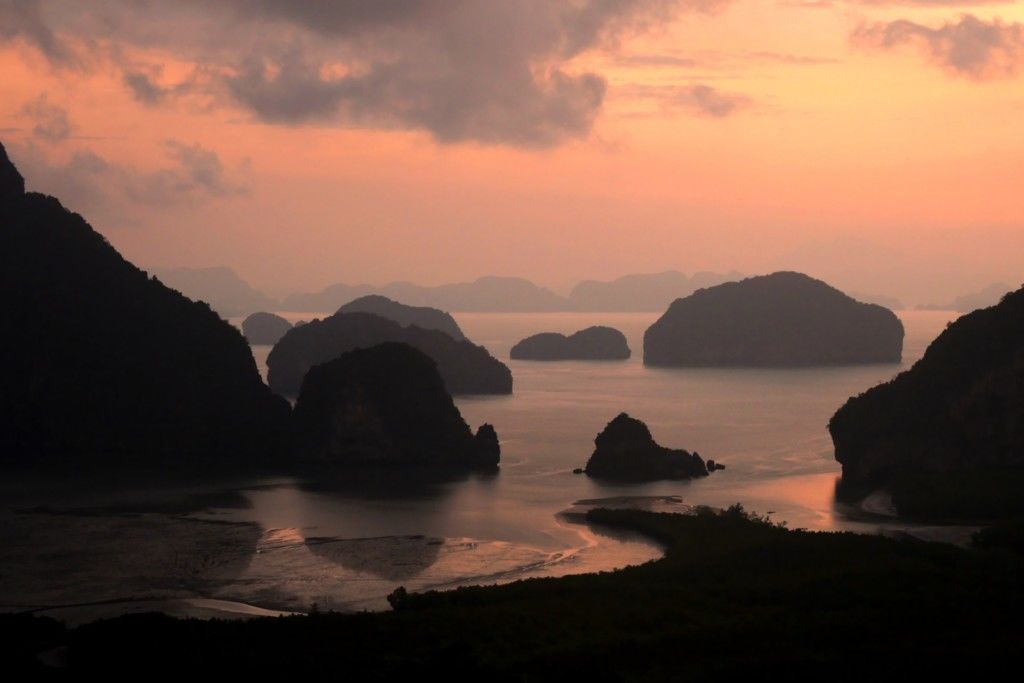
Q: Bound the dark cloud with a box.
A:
[18,93,72,141]
[123,71,170,106]
[0,0,76,65]
[0,0,731,147]
[854,14,1024,79]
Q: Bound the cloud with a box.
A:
[0,0,76,65]
[669,84,752,116]
[123,71,171,106]
[0,0,732,147]
[11,140,249,220]
[18,93,72,141]
[622,83,752,117]
[854,14,1024,79]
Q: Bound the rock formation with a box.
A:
[337,294,466,340]
[242,312,293,345]
[0,141,289,473]
[583,413,709,482]
[644,271,904,367]
[292,343,499,469]
[510,326,630,360]
[830,284,1024,519]
[267,312,512,396]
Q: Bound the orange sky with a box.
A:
[1,1,1022,304]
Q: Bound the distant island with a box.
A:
[830,283,1024,519]
[568,270,742,312]
[267,312,512,396]
[916,282,1014,313]
[644,271,904,367]
[280,270,742,313]
[0,142,289,473]
[510,326,630,361]
[583,413,710,482]
[151,266,277,318]
[242,312,293,345]
[282,276,566,313]
[337,295,466,340]
[293,343,499,470]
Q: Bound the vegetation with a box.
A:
[831,285,1024,519]
[5,506,1023,676]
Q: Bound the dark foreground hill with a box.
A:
[6,506,1023,677]
[0,142,289,472]
[293,343,499,469]
[644,271,904,367]
[830,285,1024,519]
[267,312,512,396]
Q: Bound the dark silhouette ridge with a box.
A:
[0,141,289,473]
[644,271,904,367]
[242,311,292,345]
[152,266,277,318]
[583,413,709,482]
[569,270,742,312]
[292,343,499,470]
[510,326,630,361]
[0,142,24,205]
[267,312,512,396]
[830,284,1024,519]
[337,294,466,340]
[282,276,566,312]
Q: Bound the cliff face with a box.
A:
[510,326,630,361]
[830,285,1024,519]
[644,272,904,367]
[584,413,708,482]
[0,142,289,472]
[267,312,512,396]
[292,343,499,469]
[337,294,466,340]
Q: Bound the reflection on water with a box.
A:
[2,310,964,619]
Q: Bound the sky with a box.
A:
[1,0,1023,304]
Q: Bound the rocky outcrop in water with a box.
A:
[0,141,289,473]
[242,312,292,345]
[644,271,904,367]
[510,326,630,361]
[830,284,1024,519]
[583,413,709,482]
[292,343,499,469]
[337,295,466,340]
[267,312,512,396]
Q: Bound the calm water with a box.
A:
[2,310,961,618]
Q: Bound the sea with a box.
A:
[0,310,966,621]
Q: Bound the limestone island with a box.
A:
[583,413,712,482]
[830,283,1024,520]
[242,311,293,345]
[292,342,499,470]
[510,326,630,361]
[337,294,466,341]
[267,311,512,396]
[644,271,904,367]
